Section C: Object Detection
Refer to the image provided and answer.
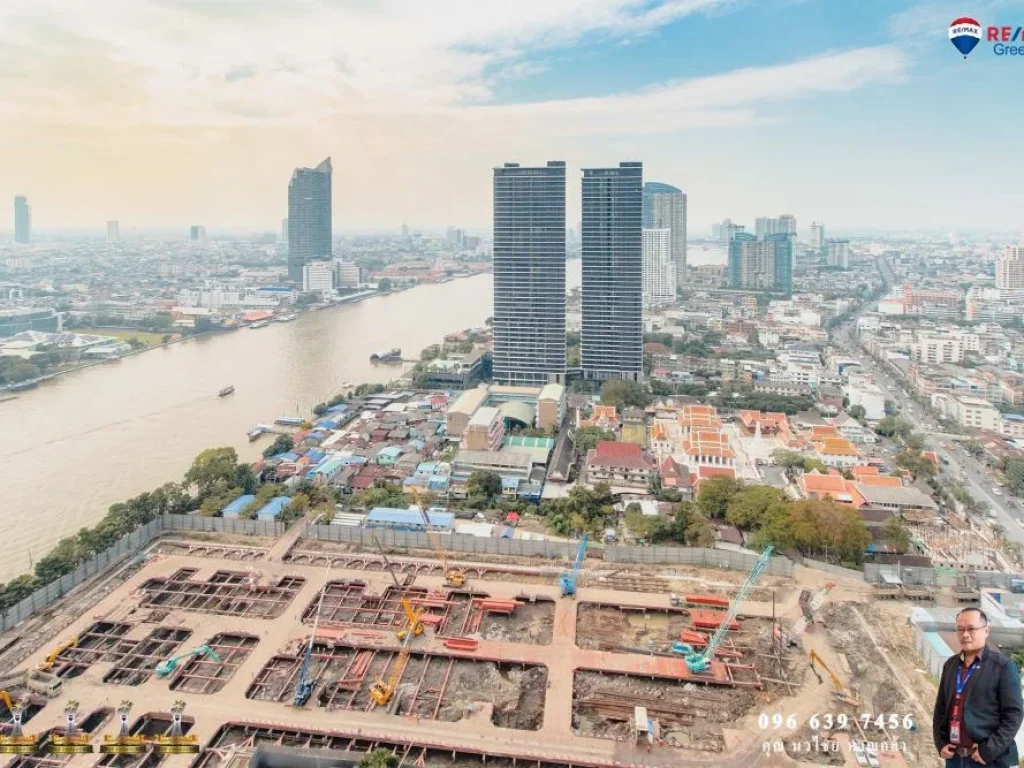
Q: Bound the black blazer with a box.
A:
[932,647,1024,767]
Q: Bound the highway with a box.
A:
[835,323,1024,547]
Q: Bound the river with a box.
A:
[0,250,738,581]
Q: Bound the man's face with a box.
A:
[956,611,989,654]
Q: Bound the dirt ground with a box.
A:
[822,601,932,765]
[573,670,761,752]
[479,600,554,645]
[438,662,548,731]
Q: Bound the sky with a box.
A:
[1,0,1023,236]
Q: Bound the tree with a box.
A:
[263,434,294,458]
[848,404,866,421]
[467,471,502,500]
[573,426,616,454]
[896,449,935,479]
[194,316,213,333]
[725,486,788,529]
[377,278,393,291]
[599,380,650,411]
[883,515,912,554]
[904,433,926,451]
[875,416,912,438]
[696,476,744,519]
[184,447,240,499]
[772,450,809,470]
[685,515,717,548]
[624,507,669,540]
[358,748,398,768]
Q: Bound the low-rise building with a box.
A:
[463,406,504,451]
[585,441,655,493]
[932,394,1000,432]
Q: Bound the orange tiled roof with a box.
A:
[859,475,903,488]
[815,438,859,457]
[799,471,846,495]
[809,425,840,440]
[678,405,723,430]
[851,465,880,477]
[649,422,668,441]
[682,429,735,458]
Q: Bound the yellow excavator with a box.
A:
[38,635,78,671]
[371,533,423,641]
[411,489,466,588]
[809,650,860,707]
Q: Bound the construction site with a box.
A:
[0,521,937,768]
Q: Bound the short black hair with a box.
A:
[957,607,988,626]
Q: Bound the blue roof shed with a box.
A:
[221,494,256,519]
[366,507,454,531]
[256,496,291,520]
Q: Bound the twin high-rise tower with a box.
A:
[13,196,31,244]
[494,161,665,386]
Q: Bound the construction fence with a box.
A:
[604,545,793,577]
[0,514,283,635]
[0,519,162,634]
[304,524,579,559]
[863,562,937,586]
[304,525,794,576]
[799,558,865,581]
[161,515,286,536]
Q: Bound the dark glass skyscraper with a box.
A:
[642,182,686,291]
[287,158,332,284]
[581,162,643,382]
[13,196,31,244]
[492,161,566,385]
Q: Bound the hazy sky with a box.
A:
[2,0,1022,235]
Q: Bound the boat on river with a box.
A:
[218,385,235,397]
[370,347,401,363]
[249,320,271,329]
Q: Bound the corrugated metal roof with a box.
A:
[256,496,291,519]
[367,507,455,527]
[221,494,256,515]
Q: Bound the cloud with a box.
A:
[224,64,257,83]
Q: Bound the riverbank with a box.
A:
[0,271,499,581]
[1,271,490,396]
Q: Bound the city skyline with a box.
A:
[1,1,1021,232]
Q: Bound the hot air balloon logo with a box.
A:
[949,17,981,58]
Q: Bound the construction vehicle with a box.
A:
[411,488,466,588]
[809,650,860,707]
[372,534,424,640]
[559,534,589,598]
[293,567,331,707]
[38,635,78,671]
[155,645,222,678]
[0,691,14,716]
[683,546,774,673]
[369,632,413,707]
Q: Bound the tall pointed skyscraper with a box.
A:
[642,182,686,292]
[581,162,643,382]
[287,158,332,284]
[492,161,567,385]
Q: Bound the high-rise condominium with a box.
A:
[825,239,850,269]
[713,218,745,244]
[492,161,567,385]
[106,220,120,241]
[287,157,332,284]
[642,228,675,307]
[190,225,207,244]
[809,221,825,252]
[581,162,643,382]
[756,214,797,239]
[997,243,1024,291]
[14,196,31,244]
[642,182,686,292]
[728,233,792,294]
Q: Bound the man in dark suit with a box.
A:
[933,608,1023,766]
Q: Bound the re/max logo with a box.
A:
[987,26,1023,41]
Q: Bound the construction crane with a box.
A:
[38,635,78,671]
[559,534,589,598]
[369,632,413,707]
[809,650,860,706]
[683,546,775,674]
[155,645,222,678]
[372,534,424,640]
[294,567,331,707]
[411,488,466,588]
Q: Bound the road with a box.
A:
[834,324,1024,547]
